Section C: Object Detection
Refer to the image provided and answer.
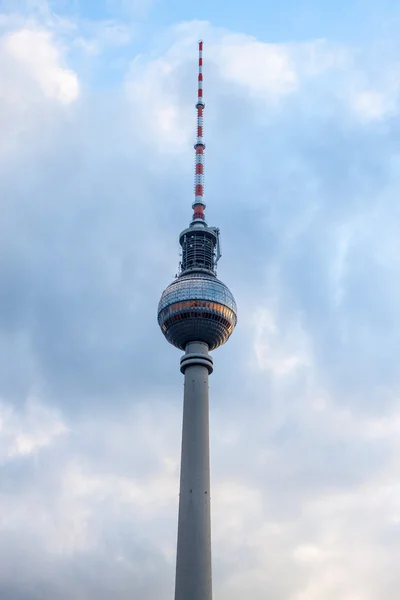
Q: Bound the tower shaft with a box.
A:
[175,341,213,600]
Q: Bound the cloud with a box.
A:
[2,27,79,103]
[215,33,298,99]
[0,397,67,458]
[1,6,400,600]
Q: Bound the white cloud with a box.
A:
[125,55,193,150]
[252,306,311,376]
[0,398,67,459]
[216,34,298,99]
[2,28,79,103]
[350,89,394,120]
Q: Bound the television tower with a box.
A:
[158,41,237,600]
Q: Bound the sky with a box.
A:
[1,0,400,598]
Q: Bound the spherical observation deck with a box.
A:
[158,273,237,351]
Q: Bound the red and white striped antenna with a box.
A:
[192,40,206,224]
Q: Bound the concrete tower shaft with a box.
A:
[175,341,213,600]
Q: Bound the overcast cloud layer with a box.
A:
[1,2,400,599]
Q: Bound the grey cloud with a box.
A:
[1,11,400,600]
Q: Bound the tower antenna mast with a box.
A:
[193,40,206,223]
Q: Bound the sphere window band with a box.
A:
[161,312,233,328]
[159,300,235,320]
